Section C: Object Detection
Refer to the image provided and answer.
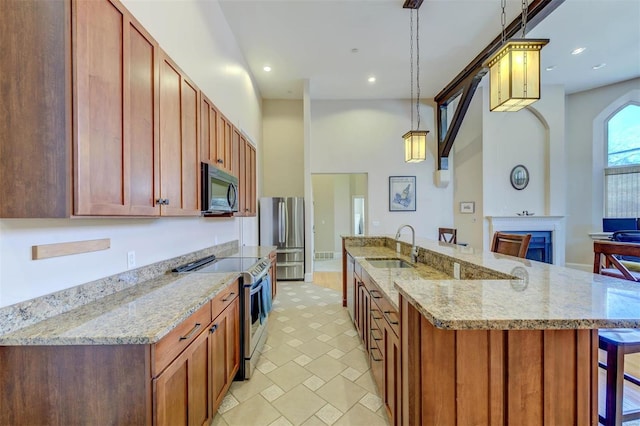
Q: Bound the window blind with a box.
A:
[605,165,640,217]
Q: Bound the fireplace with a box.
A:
[486,216,565,265]
[505,230,552,264]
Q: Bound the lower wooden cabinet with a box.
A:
[211,295,240,410]
[0,280,242,425]
[269,251,277,299]
[352,267,401,425]
[154,324,212,426]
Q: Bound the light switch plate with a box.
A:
[127,251,136,269]
[453,262,461,279]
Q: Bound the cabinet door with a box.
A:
[383,320,401,425]
[246,142,257,216]
[269,251,278,299]
[200,93,219,168]
[231,127,241,178]
[216,115,233,173]
[154,326,212,426]
[74,0,159,216]
[1,0,70,218]
[158,51,200,216]
[235,136,247,217]
[211,296,240,411]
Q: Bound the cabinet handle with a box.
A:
[222,292,235,302]
[164,199,170,206]
[209,324,219,334]
[217,159,224,164]
[369,289,382,299]
[371,308,383,320]
[370,348,383,362]
[383,310,399,325]
[370,328,382,341]
[179,323,201,341]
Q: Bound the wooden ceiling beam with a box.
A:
[435,0,565,170]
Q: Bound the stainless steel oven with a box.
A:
[172,254,272,380]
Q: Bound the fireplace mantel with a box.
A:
[486,216,566,265]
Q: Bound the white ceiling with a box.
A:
[218,0,640,101]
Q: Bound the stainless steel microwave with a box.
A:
[201,162,238,215]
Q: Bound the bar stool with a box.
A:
[438,227,457,244]
[594,240,640,425]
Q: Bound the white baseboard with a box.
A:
[564,262,592,272]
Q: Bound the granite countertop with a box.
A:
[345,245,450,311]
[345,236,640,331]
[0,272,238,346]
[0,244,277,346]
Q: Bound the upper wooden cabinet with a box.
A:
[234,136,256,217]
[200,92,220,168]
[73,0,160,216]
[0,0,71,217]
[217,114,233,173]
[158,51,200,216]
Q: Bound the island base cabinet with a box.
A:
[401,296,598,426]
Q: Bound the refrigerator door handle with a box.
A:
[278,201,285,244]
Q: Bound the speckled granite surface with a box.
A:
[344,235,640,330]
[0,272,237,345]
[0,242,276,344]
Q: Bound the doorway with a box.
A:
[311,173,368,289]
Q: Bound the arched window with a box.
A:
[605,103,640,217]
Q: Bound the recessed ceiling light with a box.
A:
[545,65,557,71]
[368,76,376,83]
[592,63,607,70]
[571,47,586,55]
[351,48,359,54]
[263,66,272,72]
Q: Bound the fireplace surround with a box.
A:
[486,216,565,265]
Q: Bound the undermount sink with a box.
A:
[366,258,414,269]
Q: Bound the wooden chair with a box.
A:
[490,232,531,258]
[594,240,640,425]
[438,227,457,244]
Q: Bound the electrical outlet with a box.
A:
[127,251,136,269]
[453,262,461,279]
[396,242,401,253]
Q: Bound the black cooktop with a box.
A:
[172,255,262,273]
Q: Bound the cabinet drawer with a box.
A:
[211,279,239,317]
[375,296,400,338]
[152,301,212,377]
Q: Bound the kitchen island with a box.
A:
[343,235,640,425]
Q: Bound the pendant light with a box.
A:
[483,0,549,112]
[403,6,428,163]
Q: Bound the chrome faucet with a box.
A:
[395,224,419,263]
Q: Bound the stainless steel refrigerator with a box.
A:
[259,197,305,280]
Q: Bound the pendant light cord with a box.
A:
[409,10,414,130]
[521,0,528,37]
[416,8,421,130]
[501,0,506,44]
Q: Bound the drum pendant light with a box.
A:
[483,0,549,112]
[403,6,428,162]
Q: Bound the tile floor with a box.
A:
[212,281,390,426]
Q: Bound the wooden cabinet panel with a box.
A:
[216,115,233,173]
[155,325,212,426]
[232,127,241,178]
[237,135,247,216]
[0,0,70,218]
[247,142,257,215]
[159,51,200,216]
[74,0,159,216]
[211,296,240,411]
[200,93,219,167]
[269,251,278,299]
[400,297,598,425]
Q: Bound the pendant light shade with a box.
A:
[403,130,428,163]
[484,39,548,112]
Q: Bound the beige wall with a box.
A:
[262,100,304,197]
[566,77,640,266]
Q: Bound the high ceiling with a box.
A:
[218,0,640,100]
